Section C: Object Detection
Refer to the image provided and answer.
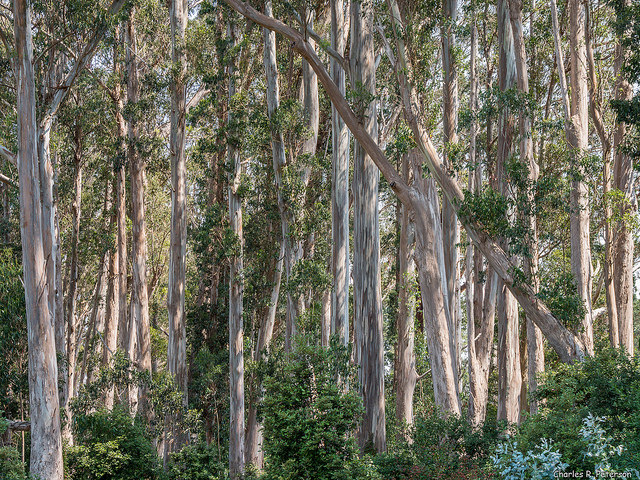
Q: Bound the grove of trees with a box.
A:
[0,0,638,478]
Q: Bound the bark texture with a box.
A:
[14,1,64,476]
[227,21,245,479]
[330,0,350,345]
[351,0,386,453]
[166,0,189,457]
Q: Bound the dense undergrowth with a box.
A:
[1,347,639,480]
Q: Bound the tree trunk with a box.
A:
[496,0,522,425]
[14,1,64,477]
[330,0,350,346]
[441,0,461,383]
[246,242,283,468]
[103,199,119,409]
[351,0,386,453]
[126,12,152,387]
[166,0,189,459]
[64,129,83,439]
[613,0,635,355]
[507,0,544,415]
[227,21,245,479]
[568,0,594,355]
[467,16,497,425]
[395,153,417,427]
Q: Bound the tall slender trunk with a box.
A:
[441,0,461,381]
[467,16,497,425]
[496,0,521,424]
[613,0,634,355]
[14,0,63,477]
[507,0,544,415]
[166,0,189,458]
[126,11,152,387]
[568,0,593,354]
[330,0,350,346]
[351,0,385,453]
[103,193,119,409]
[227,21,245,479]
[395,153,417,427]
[246,242,283,468]
[64,129,83,440]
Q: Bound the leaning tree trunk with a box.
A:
[227,20,245,480]
[351,0,386,453]
[14,0,64,477]
[496,0,522,425]
[507,0,544,415]
[166,0,189,459]
[330,0,350,346]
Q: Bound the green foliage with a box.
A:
[459,188,510,239]
[0,248,28,419]
[0,445,26,480]
[167,441,226,480]
[537,271,586,331]
[492,438,567,480]
[260,337,375,480]
[375,407,501,479]
[517,349,640,471]
[66,407,164,480]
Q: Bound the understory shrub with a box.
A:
[516,348,640,471]
[260,337,379,480]
[65,407,164,480]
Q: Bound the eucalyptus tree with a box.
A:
[12,0,63,476]
[166,0,190,457]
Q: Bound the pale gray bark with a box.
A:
[550,0,594,354]
[166,0,189,458]
[467,17,497,425]
[441,0,461,381]
[395,153,417,427]
[14,0,63,476]
[351,0,386,452]
[227,21,245,479]
[507,0,544,415]
[496,0,522,424]
[126,12,152,382]
[330,0,350,346]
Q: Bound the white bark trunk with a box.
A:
[330,0,350,346]
[14,0,64,476]
[351,0,386,452]
[166,0,189,458]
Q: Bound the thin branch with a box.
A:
[0,144,16,166]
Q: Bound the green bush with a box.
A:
[0,446,26,480]
[517,348,640,471]
[65,407,164,480]
[167,441,226,480]
[375,406,500,479]
[260,337,378,480]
